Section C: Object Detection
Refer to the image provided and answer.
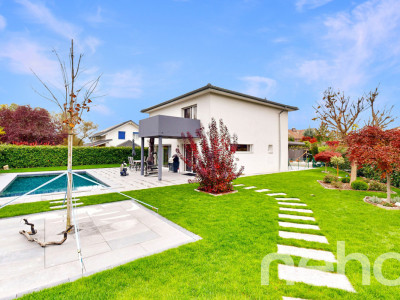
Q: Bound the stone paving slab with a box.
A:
[255,189,270,192]
[279,208,313,214]
[267,193,287,196]
[50,203,84,209]
[277,244,337,262]
[282,296,309,300]
[278,222,320,230]
[279,231,328,244]
[278,264,356,292]
[243,186,257,189]
[278,214,316,221]
[233,184,245,187]
[0,200,201,299]
[278,202,307,207]
[275,198,301,201]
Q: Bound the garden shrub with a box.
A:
[351,180,368,191]
[341,177,350,183]
[0,145,148,168]
[369,196,383,204]
[368,180,387,192]
[323,174,339,183]
[331,181,343,189]
[390,196,400,204]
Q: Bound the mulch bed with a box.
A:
[363,196,400,210]
[317,180,393,193]
[194,189,238,196]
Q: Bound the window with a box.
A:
[268,145,273,154]
[182,105,197,119]
[132,132,139,140]
[118,131,126,140]
[236,144,252,152]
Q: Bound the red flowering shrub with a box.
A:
[347,126,400,200]
[326,141,340,149]
[177,118,244,194]
[314,151,341,172]
[301,136,317,143]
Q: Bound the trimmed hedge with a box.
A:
[0,145,148,168]
[351,180,368,191]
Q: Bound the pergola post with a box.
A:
[141,137,144,176]
[158,136,163,181]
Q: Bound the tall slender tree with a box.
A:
[32,40,101,229]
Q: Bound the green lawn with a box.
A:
[5,168,400,299]
[0,164,120,173]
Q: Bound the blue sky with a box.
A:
[0,0,400,132]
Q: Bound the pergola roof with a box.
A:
[139,115,201,138]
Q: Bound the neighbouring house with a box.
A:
[288,128,306,141]
[139,84,298,179]
[87,120,140,147]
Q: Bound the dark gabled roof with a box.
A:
[84,139,112,147]
[141,84,298,113]
[90,120,139,138]
[117,140,140,147]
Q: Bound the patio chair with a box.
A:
[128,156,134,170]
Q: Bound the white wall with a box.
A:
[145,92,289,174]
[105,122,139,147]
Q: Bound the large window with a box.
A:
[236,144,252,152]
[118,131,126,140]
[182,105,197,119]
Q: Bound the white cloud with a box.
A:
[272,37,288,43]
[86,6,104,25]
[297,0,400,89]
[296,0,333,11]
[92,103,113,116]
[15,0,80,39]
[104,70,142,99]
[240,76,277,98]
[15,0,101,53]
[0,15,6,31]
[0,37,58,78]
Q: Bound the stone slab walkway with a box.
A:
[277,244,337,262]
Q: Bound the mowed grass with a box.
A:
[0,164,120,173]
[5,168,399,299]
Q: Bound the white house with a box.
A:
[88,120,140,147]
[139,84,298,178]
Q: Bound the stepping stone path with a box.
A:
[243,186,257,190]
[277,202,307,207]
[247,188,356,298]
[50,202,84,209]
[233,184,245,187]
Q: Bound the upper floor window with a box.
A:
[132,132,139,140]
[118,131,126,140]
[182,105,197,119]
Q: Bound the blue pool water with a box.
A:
[0,172,105,198]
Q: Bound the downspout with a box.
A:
[278,109,285,172]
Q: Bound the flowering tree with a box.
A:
[346,126,400,201]
[32,40,100,229]
[330,156,345,176]
[177,118,244,194]
[0,105,65,144]
[314,151,341,172]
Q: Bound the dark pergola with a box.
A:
[139,115,201,180]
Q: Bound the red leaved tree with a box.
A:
[177,118,244,194]
[346,126,400,201]
[314,151,341,172]
[0,105,65,144]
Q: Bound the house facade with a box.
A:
[88,120,140,147]
[140,84,298,175]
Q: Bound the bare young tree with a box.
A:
[32,40,101,230]
[313,88,372,183]
[313,88,368,141]
[364,87,396,129]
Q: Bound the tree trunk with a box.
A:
[66,128,73,229]
[350,161,357,183]
[387,173,391,202]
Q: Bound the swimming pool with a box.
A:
[0,172,106,198]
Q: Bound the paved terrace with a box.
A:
[0,200,201,299]
[0,167,189,205]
